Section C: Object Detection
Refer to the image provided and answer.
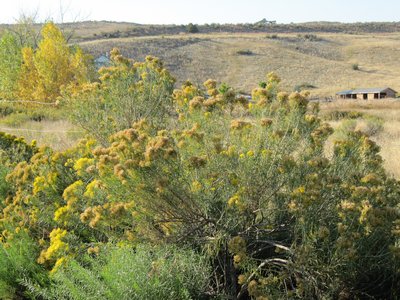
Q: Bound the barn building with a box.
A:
[336,87,397,100]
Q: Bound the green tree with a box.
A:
[0,33,22,99]
[187,23,199,33]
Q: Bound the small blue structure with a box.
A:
[94,54,112,69]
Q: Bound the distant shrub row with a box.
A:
[323,110,365,121]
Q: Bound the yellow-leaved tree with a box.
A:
[18,22,92,102]
[18,47,38,100]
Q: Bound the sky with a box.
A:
[0,0,399,24]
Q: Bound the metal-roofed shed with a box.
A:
[336,87,397,100]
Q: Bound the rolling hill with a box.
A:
[78,30,400,97]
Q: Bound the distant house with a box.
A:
[336,87,397,100]
[94,54,112,69]
[254,18,277,25]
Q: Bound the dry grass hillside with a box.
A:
[79,31,400,97]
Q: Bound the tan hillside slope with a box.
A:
[79,32,400,97]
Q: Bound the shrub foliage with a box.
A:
[27,244,210,300]
[0,50,400,299]
[66,48,175,145]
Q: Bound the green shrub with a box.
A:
[266,34,278,39]
[1,111,32,126]
[1,61,400,299]
[0,131,37,165]
[236,49,253,55]
[55,74,397,298]
[0,109,59,127]
[0,232,48,299]
[297,34,321,41]
[352,63,360,70]
[187,23,199,33]
[294,82,317,92]
[0,164,10,200]
[356,115,384,136]
[66,49,175,145]
[334,114,384,137]
[31,244,211,300]
[0,101,64,125]
[0,102,19,117]
[218,82,231,94]
[258,81,267,88]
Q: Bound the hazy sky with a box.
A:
[1,0,399,24]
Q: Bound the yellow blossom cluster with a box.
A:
[38,228,69,264]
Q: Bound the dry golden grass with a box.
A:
[319,99,400,111]
[375,121,400,178]
[0,120,84,151]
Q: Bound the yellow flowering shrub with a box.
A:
[0,132,38,165]
[1,58,400,299]
[38,228,69,264]
[81,76,399,299]
[0,139,97,268]
[66,49,175,145]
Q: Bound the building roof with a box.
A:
[94,55,111,68]
[336,87,397,95]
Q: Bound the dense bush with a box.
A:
[66,48,175,145]
[356,114,384,136]
[0,232,48,298]
[265,34,278,39]
[0,101,64,123]
[297,34,321,41]
[293,82,317,92]
[0,131,37,165]
[352,63,360,71]
[187,23,199,33]
[0,52,400,299]
[334,114,384,138]
[236,49,253,55]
